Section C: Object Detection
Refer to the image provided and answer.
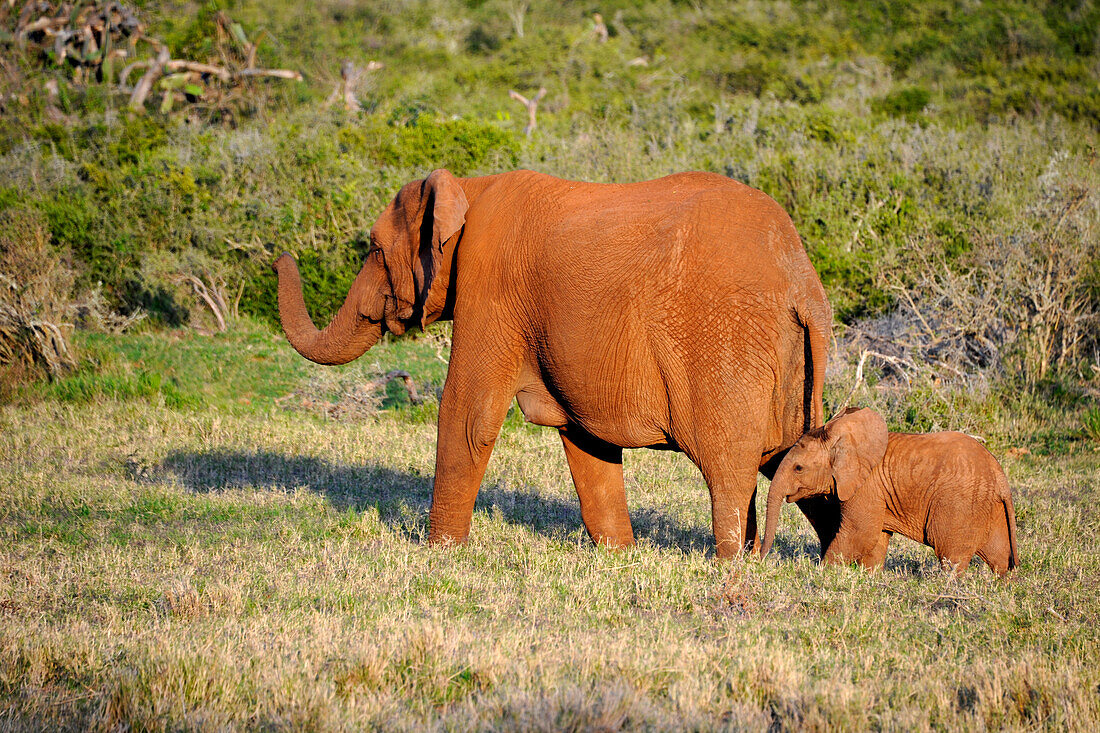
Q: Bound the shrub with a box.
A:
[375,117,521,175]
[42,368,196,407]
[1083,408,1100,443]
[872,87,930,120]
[0,209,77,382]
[840,185,1099,390]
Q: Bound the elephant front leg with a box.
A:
[560,425,634,548]
[865,531,892,569]
[823,510,888,570]
[427,385,515,546]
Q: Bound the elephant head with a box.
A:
[759,407,888,556]
[272,169,469,365]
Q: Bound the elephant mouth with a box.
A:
[786,485,816,502]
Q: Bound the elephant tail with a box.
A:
[795,300,831,431]
[1003,491,1020,571]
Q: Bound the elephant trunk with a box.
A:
[760,460,795,557]
[273,252,383,365]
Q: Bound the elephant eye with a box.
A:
[794,464,803,472]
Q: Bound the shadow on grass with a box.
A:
[156,449,716,554]
[763,532,824,563]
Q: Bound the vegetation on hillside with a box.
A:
[1,1,1097,398]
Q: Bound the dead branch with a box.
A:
[175,274,231,333]
[128,42,168,110]
[12,3,302,114]
[506,1,529,38]
[281,367,425,421]
[367,369,423,405]
[244,29,266,69]
[165,59,231,82]
[831,349,915,419]
[325,60,382,111]
[592,13,608,43]
[235,67,303,81]
[509,87,546,137]
[0,302,76,378]
[117,58,148,90]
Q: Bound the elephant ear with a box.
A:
[389,169,469,326]
[826,408,888,501]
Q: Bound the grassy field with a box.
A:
[1,328,1098,730]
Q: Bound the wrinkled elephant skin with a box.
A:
[274,169,834,558]
[761,408,1020,575]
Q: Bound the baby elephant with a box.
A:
[759,407,1019,575]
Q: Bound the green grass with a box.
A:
[1,331,1098,729]
[19,319,448,416]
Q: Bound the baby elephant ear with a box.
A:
[826,408,888,501]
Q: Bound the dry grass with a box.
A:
[1,393,1098,730]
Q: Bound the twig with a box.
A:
[509,87,546,137]
[831,349,915,419]
[365,369,422,405]
[324,60,382,111]
[599,562,642,572]
[506,0,529,38]
[176,274,229,333]
[165,59,231,82]
[118,58,149,90]
[128,43,169,110]
[592,13,608,43]
[235,67,303,81]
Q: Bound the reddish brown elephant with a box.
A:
[760,407,1019,575]
[273,169,833,557]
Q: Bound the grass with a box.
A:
[1,329,1099,729]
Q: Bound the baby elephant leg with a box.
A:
[928,498,1000,575]
[824,533,887,571]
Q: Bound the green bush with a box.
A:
[1083,407,1100,443]
[872,87,931,120]
[376,117,521,175]
[0,0,1096,405]
[43,369,187,406]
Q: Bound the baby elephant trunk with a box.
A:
[759,459,796,557]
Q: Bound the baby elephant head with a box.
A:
[759,407,888,557]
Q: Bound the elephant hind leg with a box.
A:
[865,531,892,570]
[976,521,1013,577]
[688,440,764,559]
[560,425,634,548]
[935,545,978,575]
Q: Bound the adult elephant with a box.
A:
[273,169,834,558]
